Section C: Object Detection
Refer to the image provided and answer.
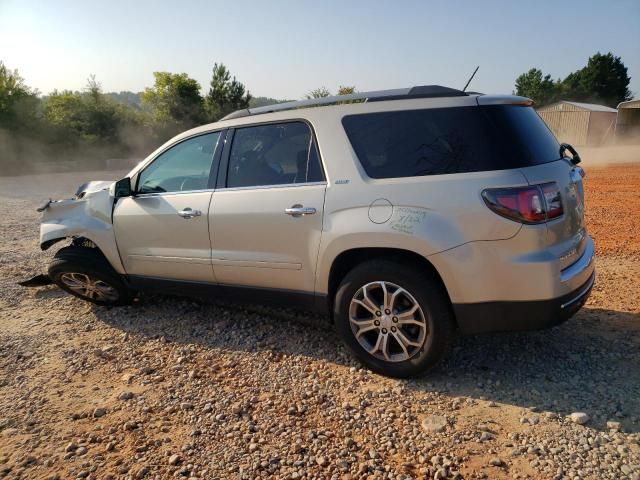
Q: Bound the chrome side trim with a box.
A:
[129,255,211,265]
[133,181,326,196]
[212,258,302,270]
[215,181,327,192]
[560,236,595,283]
[560,273,595,309]
[134,189,214,198]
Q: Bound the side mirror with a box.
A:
[114,177,132,198]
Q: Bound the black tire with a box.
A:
[334,259,455,378]
[48,246,131,306]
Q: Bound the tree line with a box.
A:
[0,52,633,174]
[515,52,632,108]
[0,59,357,174]
[0,62,254,174]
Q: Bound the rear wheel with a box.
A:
[334,259,454,378]
[49,246,131,306]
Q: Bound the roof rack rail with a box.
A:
[221,85,470,121]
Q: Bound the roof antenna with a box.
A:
[462,66,479,92]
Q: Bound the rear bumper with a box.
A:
[453,271,595,334]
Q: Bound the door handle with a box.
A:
[178,208,202,219]
[284,204,316,217]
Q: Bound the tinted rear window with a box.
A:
[342,106,560,179]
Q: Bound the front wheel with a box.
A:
[334,260,455,378]
[48,246,131,306]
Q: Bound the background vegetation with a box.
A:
[0,62,256,174]
[0,52,632,174]
[515,52,632,108]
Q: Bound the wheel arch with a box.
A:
[325,247,455,324]
[40,223,125,274]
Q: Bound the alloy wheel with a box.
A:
[59,272,119,302]
[348,281,428,362]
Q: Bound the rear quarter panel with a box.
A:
[311,106,530,294]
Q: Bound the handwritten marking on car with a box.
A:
[390,207,428,235]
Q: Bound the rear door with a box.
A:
[209,121,326,294]
[113,131,224,282]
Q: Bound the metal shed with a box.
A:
[615,99,640,143]
[537,101,617,146]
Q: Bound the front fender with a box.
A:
[40,189,125,274]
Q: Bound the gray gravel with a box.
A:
[0,171,639,479]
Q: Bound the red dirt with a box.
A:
[584,163,640,258]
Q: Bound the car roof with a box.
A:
[170,88,531,143]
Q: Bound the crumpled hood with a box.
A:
[37,178,124,272]
[75,180,115,198]
[37,180,115,212]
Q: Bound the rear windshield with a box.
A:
[342,105,560,179]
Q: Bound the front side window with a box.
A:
[227,122,324,188]
[138,132,221,194]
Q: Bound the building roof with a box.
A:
[617,99,640,109]
[538,100,618,112]
[561,101,617,112]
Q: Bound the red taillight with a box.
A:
[541,183,563,219]
[482,182,563,224]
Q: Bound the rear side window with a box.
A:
[227,121,324,188]
[481,105,560,165]
[342,106,560,179]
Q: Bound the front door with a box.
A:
[210,121,326,293]
[113,131,223,282]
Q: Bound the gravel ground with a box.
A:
[0,164,639,480]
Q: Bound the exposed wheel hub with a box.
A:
[379,311,393,329]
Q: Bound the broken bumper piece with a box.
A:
[18,274,53,287]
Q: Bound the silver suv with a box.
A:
[25,85,595,377]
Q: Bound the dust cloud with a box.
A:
[0,128,137,198]
[0,127,144,177]
[579,144,640,167]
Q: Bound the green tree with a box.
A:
[305,87,331,99]
[561,52,632,107]
[249,96,292,108]
[142,72,205,138]
[43,77,122,146]
[515,52,632,108]
[41,76,152,168]
[0,62,45,174]
[305,86,358,100]
[0,61,40,129]
[514,68,559,107]
[204,63,251,122]
[337,85,356,96]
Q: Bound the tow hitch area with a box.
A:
[18,274,53,287]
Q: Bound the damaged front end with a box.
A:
[19,179,126,288]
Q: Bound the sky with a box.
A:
[1,0,639,100]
